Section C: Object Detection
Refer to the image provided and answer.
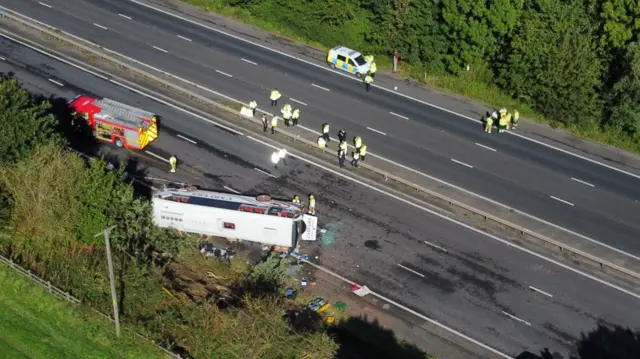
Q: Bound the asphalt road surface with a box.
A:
[3,35,640,359]
[4,0,640,257]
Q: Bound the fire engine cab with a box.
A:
[68,95,158,150]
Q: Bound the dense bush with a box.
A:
[190,0,640,149]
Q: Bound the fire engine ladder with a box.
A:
[97,98,156,127]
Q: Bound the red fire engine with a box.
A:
[68,95,158,150]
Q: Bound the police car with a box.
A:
[326,46,371,78]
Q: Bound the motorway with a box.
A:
[3,33,640,358]
[4,0,640,257]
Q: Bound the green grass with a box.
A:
[0,264,167,359]
[179,0,640,154]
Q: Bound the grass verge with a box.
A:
[178,0,640,154]
[0,264,166,359]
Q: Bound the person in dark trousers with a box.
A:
[364,74,373,92]
[337,128,347,143]
[322,123,330,143]
[262,114,268,132]
[338,150,346,168]
[351,151,360,167]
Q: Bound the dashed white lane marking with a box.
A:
[451,158,473,169]
[529,285,553,298]
[475,143,497,152]
[38,2,52,8]
[311,83,330,91]
[389,111,409,120]
[215,70,233,78]
[571,177,595,188]
[93,23,108,30]
[130,0,640,185]
[224,186,240,194]
[48,78,64,86]
[145,151,169,163]
[367,127,386,136]
[177,35,192,42]
[397,264,425,278]
[423,240,448,252]
[118,13,132,20]
[254,167,276,178]
[502,311,531,326]
[241,58,257,66]
[153,46,168,53]
[0,56,5,61]
[290,97,307,106]
[177,134,196,144]
[550,196,574,207]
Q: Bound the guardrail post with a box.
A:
[47,281,52,293]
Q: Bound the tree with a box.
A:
[0,143,84,265]
[439,0,523,72]
[496,0,602,126]
[598,0,640,51]
[603,40,640,138]
[573,324,640,359]
[0,76,61,166]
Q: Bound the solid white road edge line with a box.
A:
[475,143,497,152]
[38,2,52,8]
[397,263,425,278]
[502,311,532,326]
[128,0,640,182]
[48,78,64,86]
[295,256,512,359]
[176,35,192,42]
[366,127,386,136]
[550,196,575,207]
[152,46,168,53]
[144,151,169,163]
[289,97,307,106]
[223,185,240,194]
[423,240,448,252]
[311,83,330,91]
[241,58,257,66]
[389,111,409,120]
[529,285,553,298]
[118,13,132,20]
[571,177,595,187]
[5,30,637,301]
[254,167,276,177]
[21,6,631,264]
[215,69,233,78]
[177,134,196,144]
[451,158,473,168]
[245,135,640,301]
[93,23,108,30]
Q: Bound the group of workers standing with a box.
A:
[319,124,368,168]
[257,89,369,169]
[483,108,519,134]
[292,194,316,215]
[363,54,377,92]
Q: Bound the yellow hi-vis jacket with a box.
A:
[364,75,373,84]
[359,144,367,156]
[249,100,257,109]
[339,141,347,152]
[317,136,326,148]
[271,117,278,127]
[270,90,281,101]
[292,109,300,119]
[354,136,362,148]
[499,116,508,127]
[370,62,377,74]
